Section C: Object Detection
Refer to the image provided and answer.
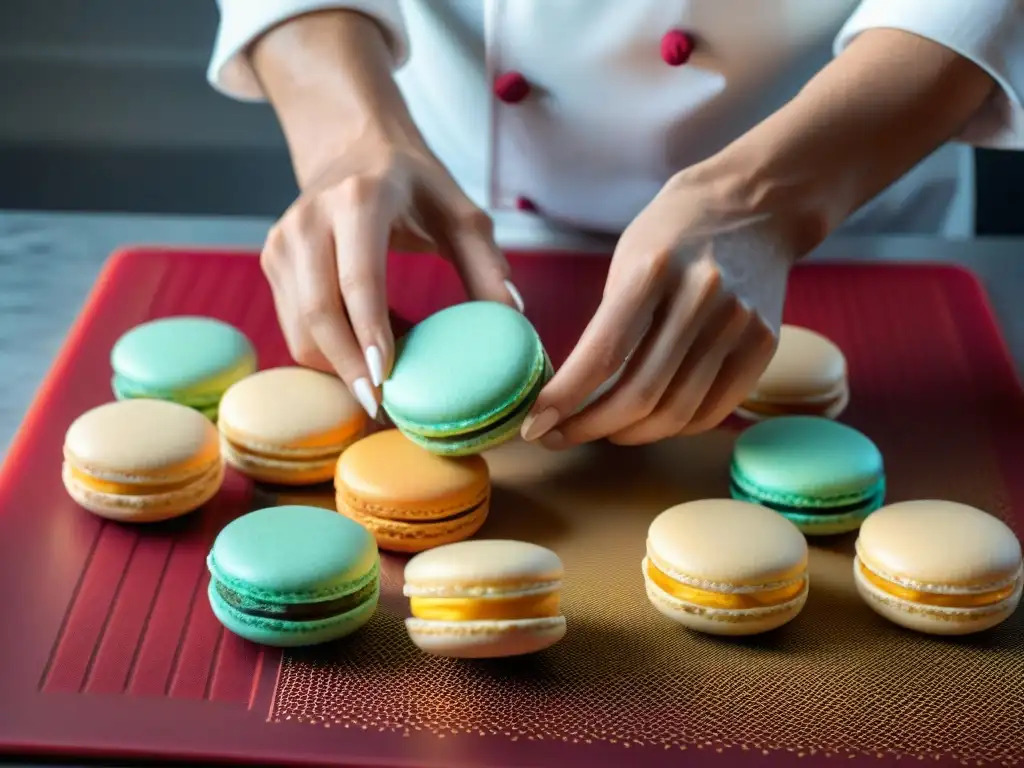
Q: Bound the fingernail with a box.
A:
[504,280,525,312]
[365,345,384,388]
[352,378,378,419]
[521,407,559,441]
[540,429,566,451]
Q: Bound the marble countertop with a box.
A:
[0,208,1022,765]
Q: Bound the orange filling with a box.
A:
[410,592,560,622]
[70,467,202,496]
[647,560,805,610]
[858,562,1017,608]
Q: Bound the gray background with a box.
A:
[0,0,1022,232]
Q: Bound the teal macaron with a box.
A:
[111,316,256,420]
[730,416,885,536]
[207,505,380,647]
[381,301,552,456]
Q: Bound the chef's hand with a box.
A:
[253,10,521,419]
[521,174,794,448]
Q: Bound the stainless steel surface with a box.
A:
[0,209,1022,764]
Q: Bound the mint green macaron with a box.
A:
[382,302,552,456]
[730,416,885,536]
[207,505,380,647]
[111,316,257,420]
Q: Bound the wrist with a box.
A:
[252,10,424,185]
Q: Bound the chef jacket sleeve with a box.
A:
[208,0,409,101]
[836,0,1024,149]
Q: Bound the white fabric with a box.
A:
[209,0,1024,246]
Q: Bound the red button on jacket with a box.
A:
[661,30,695,66]
[494,71,531,103]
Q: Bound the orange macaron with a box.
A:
[335,429,490,553]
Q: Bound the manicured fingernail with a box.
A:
[504,280,525,312]
[365,345,384,388]
[540,429,566,451]
[521,407,559,441]
[352,378,378,419]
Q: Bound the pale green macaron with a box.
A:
[382,302,552,456]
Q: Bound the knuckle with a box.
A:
[330,175,382,208]
[300,295,340,328]
[455,207,494,235]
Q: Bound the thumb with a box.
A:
[427,200,524,311]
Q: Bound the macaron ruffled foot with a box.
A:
[207,506,380,647]
[403,540,566,658]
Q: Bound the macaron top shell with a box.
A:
[64,399,220,476]
[750,325,846,400]
[856,501,1022,587]
[647,500,807,587]
[111,316,255,392]
[732,416,883,498]
[404,540,563,596]
[383,302,542,428]
[209,506,378,600]
[336,429,489,514]
[218,367,364,450]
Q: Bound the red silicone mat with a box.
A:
[0,248,1022,768]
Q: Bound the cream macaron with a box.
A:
[854,500,1023,635]
[643,499,809,636]
[403,540,566,658]
[62,399,224,522]
[218,367,366,485]
[737,325,849,421]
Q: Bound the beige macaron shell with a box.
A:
[748,325,847,402]
[856,501,1023,589]
[64,399,220,480]
[853,557,1022,636]
[647,499,808,589]
[218,367,364,454]
[405,616,567,658]
[403,540,564,597]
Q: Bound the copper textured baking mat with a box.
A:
[271,284,1024,765]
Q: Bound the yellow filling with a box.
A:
[647,561,805,610]
[409,592,561,622]
[858,562,1017,608]
[70,467,203,495]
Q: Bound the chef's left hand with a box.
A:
[521,173,796,448]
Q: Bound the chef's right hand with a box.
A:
[253,10,521,419]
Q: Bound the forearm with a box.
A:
[251,10,423,186]
[698,28,996,254]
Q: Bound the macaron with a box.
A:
[62,399,224,522]
[335,429,490,553]
[643,500,808,636]
[736,325,848,421]
[207,505,380,647]
[218,366,366,485]
[403,540,566,658]
[854,500,1023,635]
[382,302,552,456]
[730,416,885,536]
[111,316,256,420]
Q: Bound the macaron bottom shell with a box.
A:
[643,559,809,636]
[208,580,379,647]
[62,460,224,523]
[405,616,567,658]
[220,436,346,485]
[735,386,849,422]
[853,556,1022,636]
[729,474,884,536]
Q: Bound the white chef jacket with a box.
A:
[208,1,1024,249]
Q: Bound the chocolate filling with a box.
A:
[730,482,883,516]
[216,578,377,621]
